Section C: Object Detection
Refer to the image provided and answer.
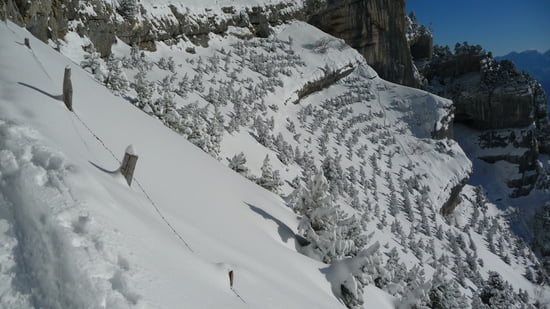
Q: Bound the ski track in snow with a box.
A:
[0,120,138,309]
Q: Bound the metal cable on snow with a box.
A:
[71,113,195,253]
[8,22,252,302]
[231,288,247,304]
[27,39,196,256]
[132,177,195,252]
[27,44,196,253]
[72,105,255,304]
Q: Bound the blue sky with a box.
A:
[406,0,550,56]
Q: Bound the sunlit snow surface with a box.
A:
[1,16,549,308]
[0,22,347,308]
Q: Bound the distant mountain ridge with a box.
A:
[497,49,550,111]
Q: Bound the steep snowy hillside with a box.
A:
[0,21,346,309]
[1,9,549,309]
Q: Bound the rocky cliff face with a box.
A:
[2,0,118,56]
[423,44,550,197]
[425,50,549,146]
[405,12,432,62]
[2,0,424,89]
[1,0,313,56]
[308,0,418,87]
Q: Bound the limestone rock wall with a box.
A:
[0,0,315,56]
[2,0,423,88]
[1,0,118,56]
[308,0,418,87]
[427,55,549,140]
[425,52,550,197]
[406,12,432,61]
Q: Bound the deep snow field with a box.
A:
[0,21,347,308]
[1,16,549,308]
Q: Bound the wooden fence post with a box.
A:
[24,38,30,49]
[63,66,73,111]
[2,3,7,22]
[228,270,234,288]
[120,145,138,186]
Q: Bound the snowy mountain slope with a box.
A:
[73,14,550,305]
[101,20,470,213]
[2,9,550,308]
[0,21,348,309]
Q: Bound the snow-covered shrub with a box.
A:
[105,55,129,95]
[118,0,138,20]
[291,170,364,263]
[257,155,282,193]
[532,202,550,278]
[228,152,249,176]
[133,66,154,110]
[81,45,107,82]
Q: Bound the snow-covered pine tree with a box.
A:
[532,201,550,277]
[292,170,363,263]
[175,73,190,98]
[205,107,224,159]
[228,152,249,176]
[133,65,154,110]
[257,155,282,193]
[105,55,129,95]
[81,45,106,82]
[253,116,273,147]
[154,75,176,118]
[479,271,517,308]
[118,0,138,20]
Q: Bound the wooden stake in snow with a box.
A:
[228,270,234,288]
[120,145,138,186]
[24,38,30,49]
[2,3,7,22]
[63,66,73,111]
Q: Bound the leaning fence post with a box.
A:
[2,3,7,22]
[120,145,138,186]
[24,38,30,49]
[228,270,234,288]
[63,66,73,111]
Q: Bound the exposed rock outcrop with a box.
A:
[0,0,312,55]
[426,51,549,146]
[406,12,432,61]
[440,175,470,215]
[476,128,539,197]
[308,0,418,87]
[2,0,425,89]
[2,0,117,56]
[2,0,74,45]
[423,45,550,197]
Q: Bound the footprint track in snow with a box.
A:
[0,120,140,308]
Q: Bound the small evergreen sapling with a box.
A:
[228,152,249,176]
[105,55,129,95]
[292,170,363,263]
[257,155,282,193]
[118,0,138,20]
[81,45,107,82]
